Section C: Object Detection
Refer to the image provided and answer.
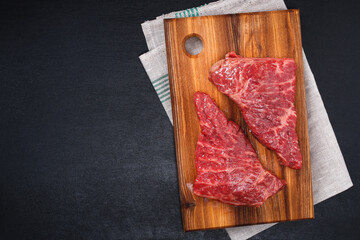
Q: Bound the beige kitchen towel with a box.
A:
[139,0,353,239]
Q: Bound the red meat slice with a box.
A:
[193,92,286,207]
[209,52,302,169]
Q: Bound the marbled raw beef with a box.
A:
[209,52,302,169]
[193,92,286,206]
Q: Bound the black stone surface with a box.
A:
[0,0,359,239]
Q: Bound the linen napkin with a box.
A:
[139,0,353,239]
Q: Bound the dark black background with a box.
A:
[0,0,359,239]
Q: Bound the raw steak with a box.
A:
[209,52,302,169]
[193,92,286,207]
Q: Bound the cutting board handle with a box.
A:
[182,33,204,58]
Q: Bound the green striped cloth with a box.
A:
[140,45,174,123]
[152,74,170,103]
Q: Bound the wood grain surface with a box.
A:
[164,9,314,231]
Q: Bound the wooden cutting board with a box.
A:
[164,9,314,231]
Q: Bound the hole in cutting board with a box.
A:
[184,35,203,56]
